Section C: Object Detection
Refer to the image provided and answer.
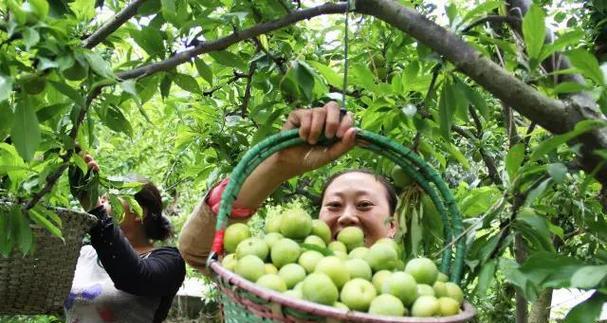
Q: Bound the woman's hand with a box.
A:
[272,101,357,178]
[234,101,357,210]
[84,154,100,172]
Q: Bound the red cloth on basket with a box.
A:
[207,178,255,218]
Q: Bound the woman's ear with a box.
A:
[387,218,397,238]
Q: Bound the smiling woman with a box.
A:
[319,169,398,245]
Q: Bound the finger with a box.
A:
[336,111,354,138]
[327,127,357,160]
[308,108,326,144]
[324,102,340,139]
[298,110,313,141]
[84,154,93,163]
[87,161,100,172]
[283,110,302,130]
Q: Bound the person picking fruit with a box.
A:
[179,101,398,274]
[66,155,186,323]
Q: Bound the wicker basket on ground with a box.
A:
[0,201,97,315]
[207,129,475,322]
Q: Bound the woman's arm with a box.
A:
[89,206,186,296]
[179,102,356,273]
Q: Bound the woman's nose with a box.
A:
[337,207,359,226]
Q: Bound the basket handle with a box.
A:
[208,129,466,283]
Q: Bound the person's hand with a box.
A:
[84,154,100,172]
[272,101,357,177]
[233,101,356,210]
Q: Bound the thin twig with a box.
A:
[83,0,147,49]
[240,62,257,117]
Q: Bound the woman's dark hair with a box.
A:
[134,182,172,241]
[319,169,398,214]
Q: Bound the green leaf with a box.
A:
[524,178,552,206]
[547,163,567,183]
[119,79,140,105]
[459,80,488,119]
[122,195,143,218]
[138,0,161,16]
[194,59,213,86]
[441,141,470,170]
[29,208,64,240]
[552,81,588,94]
[130,28,165,58]
[458,186,500,217]
[351,63,376,90]
[49,81,85,107]
[160,74,171,99]
[209,51,247,71]
[8,0,27,25]
[0,74,12,103]
[461,1,501,23]
[570,265,607,289]
[445,3,457,26]
[173,73,201,95]
[36,103,68,123]
[30,0,50,19]
[23,28,40,50]
[83,52,114,79]
[539,30,584,62]
[438,82,455,141]
[10,99,41,162]
[308,61,341,88]
[567,49,605,85]
[476,259,497,297]
[69,0,95,20]
[101,105,133,136]
[564,291,607,323]
[516,212,554,252]
[518,252,582,291]
[12,207,33,255]
[109,194,125,222]
[522,4,546,61]
[293,61,315,103]
[0,212,13,257]
[530,119,607,161]
[506,143,525,181]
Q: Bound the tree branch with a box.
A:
[82,0,147,49]
[358,0,607,185]
[116,3,348,80]
[241,62,256,117]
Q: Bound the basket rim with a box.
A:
[210,261,476,323]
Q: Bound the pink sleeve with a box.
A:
[207,178,255,218]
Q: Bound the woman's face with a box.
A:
[319,172,395,246]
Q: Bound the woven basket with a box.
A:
[0,201,97,315]
[207,129,474,322]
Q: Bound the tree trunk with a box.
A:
[529,288,553,323]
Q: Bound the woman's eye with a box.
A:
[357,201,374,209]
[326,203,341,209]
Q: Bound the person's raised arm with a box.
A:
[178,101,356,274]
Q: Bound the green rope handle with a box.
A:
[211,129,465,283]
